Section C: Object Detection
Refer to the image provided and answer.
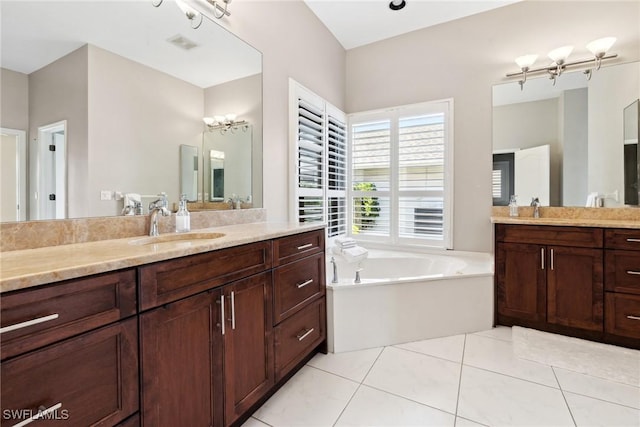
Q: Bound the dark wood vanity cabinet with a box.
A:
[0,271,139,427]
[604,229,640,345]
[139,229,326,427]
[496,224,604,337]
[496,223,639,349]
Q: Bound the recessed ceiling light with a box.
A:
[167,34,199,51]
[389,0,406,11]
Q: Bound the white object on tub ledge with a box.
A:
[332,245,368,263]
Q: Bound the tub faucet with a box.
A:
[530,197,541,218]
[354,268,362,284]
[149,193,170,236]
[330,257,338,284]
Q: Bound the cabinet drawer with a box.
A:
[605,228,640,250]
[274,298,325,381]
[605,250,640,294]
[605,292,640,339]
[273,253,325,324]
[273,229,324,267]
[0,269,136,360]
[1,318,139,427]
[139,241,272,310]
[496,224,603,248]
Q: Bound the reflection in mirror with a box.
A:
[623,99,640,205]
[493,61,640,207]
[180,145,199,202]
[35,120,67,220]
[203,125,252,204]
[1,128,27,222]
[0,0,262,222]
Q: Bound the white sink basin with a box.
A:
[129,232,225,246]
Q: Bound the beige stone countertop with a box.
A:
[0,222,325,293]
[491,216,640,229]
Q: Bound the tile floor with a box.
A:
[243,326,640,427]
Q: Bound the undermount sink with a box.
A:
[129,232,226,246]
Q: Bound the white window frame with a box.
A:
[348,99,454,249]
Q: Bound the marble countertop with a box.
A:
[0,222,325,293]
[491,216,640,229]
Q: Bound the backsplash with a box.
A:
[0,208,266,252]
[492,206,640,221]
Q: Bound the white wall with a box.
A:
[29,46,89,219]
[87,45,203,217]
[345,1,640,252]
[204,73,263,207]
[0,68,29,131]
[210,1,346,222]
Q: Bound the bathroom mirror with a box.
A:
[492,61,640,207]
[0,0,262,221]
[180,144,199,202]
[203,125,253,202]
[623,99,640,205]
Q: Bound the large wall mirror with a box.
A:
[492,61,640,208]
[0,0,262,222]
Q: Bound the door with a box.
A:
[547,246,604,332]
[140,290,224,427]
[514,144,550,206]
[35,120,67,220]
[0,128,27,221]
[496,242,547,324]
[223,272,274,426]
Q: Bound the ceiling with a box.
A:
[304,0,521,50]
[0,0,261,88]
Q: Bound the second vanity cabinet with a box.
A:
[495,223,639,348]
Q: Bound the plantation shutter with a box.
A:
[290,80,347,237]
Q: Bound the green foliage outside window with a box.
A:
[352,182,380,234]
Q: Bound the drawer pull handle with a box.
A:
[12,402,62,427]
[627,271,640,276]
[297,279,314,289]
[0,313,59,335]
[626,238,640,243]
[230,291,236,330]
[296,328,315,341]
[220,295,225,335]
[297,243,313,251]
[627,315,640,321]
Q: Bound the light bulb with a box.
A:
[586,37,616,57]
[515,54,538,70]
[548,45,573,65]
[214,115,226,123]
[225,113,237,122]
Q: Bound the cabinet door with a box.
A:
[496,242,546,323]
[223,272,274,427]
[1,318,138,427]
[547,246,604,332]
[140,290,223,427]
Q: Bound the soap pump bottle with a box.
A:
[175,194,191,233]
[509,195,519,217]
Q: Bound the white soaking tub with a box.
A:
[326,248,494,353]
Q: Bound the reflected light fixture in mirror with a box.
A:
[153,0,232,24]
[507,37,617,88]
[203,115,249,134]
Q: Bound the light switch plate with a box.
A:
[100,190,113,201]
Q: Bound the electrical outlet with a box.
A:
[100,190,113,201]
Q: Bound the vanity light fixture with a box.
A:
[152,0,231,28]
[507,37,617,89]
[203,114,249,134]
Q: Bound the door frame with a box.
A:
[1,127,27,221]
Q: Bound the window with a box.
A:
[349,100,453,248]
[290,80,347,237]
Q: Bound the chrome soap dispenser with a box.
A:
[175,194,191,233]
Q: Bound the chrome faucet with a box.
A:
[530,197,541,218]
[149,193,170,236]
[330,257,338,283]
[354,268,362,284]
